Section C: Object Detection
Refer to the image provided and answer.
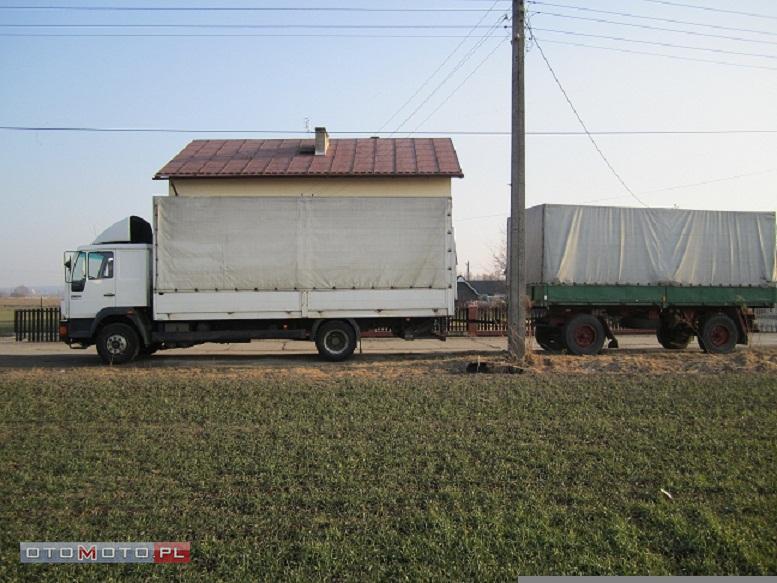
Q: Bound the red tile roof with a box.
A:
[154,137,463,179]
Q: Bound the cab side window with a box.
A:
[72,252,86,283]
[88,252,114,280]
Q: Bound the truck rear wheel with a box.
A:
[315,321,357,361]
[698,313,738,354]
[656,325,692,350]
[563,314,605,356]
[96,323,140,365]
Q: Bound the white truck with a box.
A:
[60,196,457,363]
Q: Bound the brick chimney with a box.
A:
[314,127,329,156]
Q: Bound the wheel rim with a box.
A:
[574,325,596,348]
[106,334,127,355]
[323,330,348,355]
[710,325,731,347]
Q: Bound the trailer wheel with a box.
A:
[315,320,357,362]
[563,314,606,356]
[698,313,738,354]
[656,325,692,350]
[535,324,565,353]
[96,323,140,365]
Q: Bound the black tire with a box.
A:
[535,325,565,353]
[698,313,738,354]
[315,320,357,362]
[96,323,140,365]
[563,314,606,356]
[656,325,692,350]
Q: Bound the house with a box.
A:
[456,276,507,305]
[456,277,480,304]
[153,127,463,198]
[470,279,507,300]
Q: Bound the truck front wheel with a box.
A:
[315,320,357,361]
[96,323,140,365]
[563,314,606,356]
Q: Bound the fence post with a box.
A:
[467,302,478,337]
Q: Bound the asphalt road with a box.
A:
[1,334,775,368]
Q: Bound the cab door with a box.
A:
[68,250,116,319]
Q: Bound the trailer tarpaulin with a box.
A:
[526,204,777,286]
[154,196,451,292]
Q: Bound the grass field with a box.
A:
[1,368,776,580]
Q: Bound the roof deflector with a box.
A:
[93,216,152,244]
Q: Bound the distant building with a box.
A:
[10,285,33,297]
[456,277,506,305]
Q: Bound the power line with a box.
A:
[378,0,503,132]
[532,27,777,61]
[529,10,777,46]
[0,5,503,12]
[459,167,777,218]
[0,33,517,39]
[390,15,508,134]
[580,166,777,203]
[641,167,777,195]
[0,23,507,29]
[528,2,777,38]
[409,35,509,134]
[536,37,777,72]
[529,30,648,207]
[3,126,777,136]
[631,0,777,21]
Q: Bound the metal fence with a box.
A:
[14,307,61,342]
[9,304,776,343]
[367,304,777,338]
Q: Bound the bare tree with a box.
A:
[491,236,507,278]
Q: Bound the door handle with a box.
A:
[104,293,115,297]
[72,295,82,299]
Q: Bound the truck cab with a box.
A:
[60,217,153,362]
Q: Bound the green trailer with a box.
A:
[529,284,777,355]
[524,205,777,355]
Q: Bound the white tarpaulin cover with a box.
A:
[154,196,452,292]
[526,204,777,286]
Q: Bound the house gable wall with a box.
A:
[168,176,451,198]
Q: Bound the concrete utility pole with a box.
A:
[508,0,527,361]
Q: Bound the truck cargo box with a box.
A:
[152,196,456,321]
[526,204,777,287]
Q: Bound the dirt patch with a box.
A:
[2,346,776,384]
[480,346,777,376]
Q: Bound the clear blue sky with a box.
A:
[1,0,776,287]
